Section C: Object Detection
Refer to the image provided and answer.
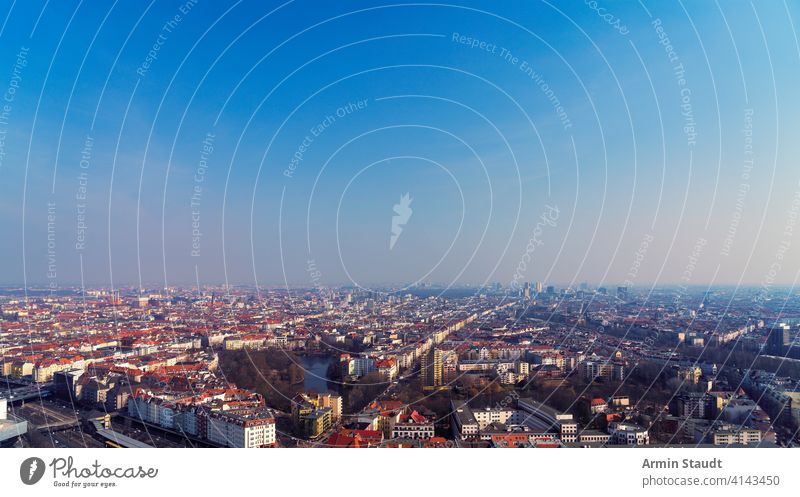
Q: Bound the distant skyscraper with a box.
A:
[617,286,629,300]
[421,348,443,391]
[535,282,543,294]
[767,324,790,355]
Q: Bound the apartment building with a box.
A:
[207,407,276,448]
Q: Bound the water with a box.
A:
[301,356,334,393]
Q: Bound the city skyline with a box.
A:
[3,282,800,449]
[6,4,800,495]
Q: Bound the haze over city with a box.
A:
[6,8,800,495]
[1,1,799,289]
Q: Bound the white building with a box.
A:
[341,356,376,377]
[207,407,276,448]
[391,424,434,440]
[472,407,516,429]
[452,403,479,440]
[0,398,28,444]
[609,423,649,446]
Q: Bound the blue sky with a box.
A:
[1,0,799,289]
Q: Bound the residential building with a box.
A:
[207,407,276,448]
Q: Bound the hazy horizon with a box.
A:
[2,1,800,290]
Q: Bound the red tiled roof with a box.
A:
[325,428,383,448]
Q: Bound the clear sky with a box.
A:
[1,0,799,290]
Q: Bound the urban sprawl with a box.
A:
[1,283,799,448]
